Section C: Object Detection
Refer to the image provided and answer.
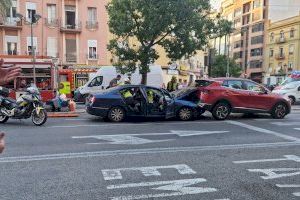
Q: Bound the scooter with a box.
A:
[0,86,47,126]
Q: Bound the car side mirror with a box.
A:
[298,86,300,91]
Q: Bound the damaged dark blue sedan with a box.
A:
[86,85,205,122]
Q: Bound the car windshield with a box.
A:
[282,81,300,89]
[280,77,300,86]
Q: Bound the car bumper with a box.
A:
[86,105,109,117]
[198,103,213,111]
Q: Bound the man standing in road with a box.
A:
[0,59,21,153]
[109,75,122,88]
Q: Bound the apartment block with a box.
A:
[221,0,268,82]
[264,14,300,85]
[0,0,111,66]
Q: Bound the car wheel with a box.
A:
[108,107,125,122]
[288,96,296,105]
[212,102,231,120]
[178,107,193,121]
[0,115,9,123]
[271,102,288,119]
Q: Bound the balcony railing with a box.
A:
[86,54,99,60]
[276,37,286,43]
[0,18,22,29]
[275,53,285,60]
[3,51,20,55]
[86,21,99,30]
[60,21,82,33]
[25,51,40,56]
[66,53,77,63]
[45,18,59,27]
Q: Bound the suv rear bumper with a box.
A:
[198,103,213,111]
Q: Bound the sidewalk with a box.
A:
[47,106,86,118]
[292,105,300,110]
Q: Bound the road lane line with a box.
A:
[234,155,300,164]
[0,141,299,163]
[295,128,300,131]
[226,121,300,142]
[276,184,300,188]
[271,122,300,126]
[47,121,223,128]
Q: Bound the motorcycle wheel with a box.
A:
[32,109,48,126]
[0,115,9,123]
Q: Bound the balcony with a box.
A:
[3,51,20,56]
[25,51,40,56]
[0,18,22,30]
[45,18,59,27]
[275,53,285,60]
[65,53,77,63]
[60,20,82,33]
[276,37,286,43]
[86,21,99,30]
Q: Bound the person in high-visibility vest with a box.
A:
[167,76,179,92]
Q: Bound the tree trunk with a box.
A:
[141,73,147,85]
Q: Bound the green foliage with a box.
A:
[211,55,242,77]
[0,0,11,17]
[107,0,223,84]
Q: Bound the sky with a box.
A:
[210,0,221,10]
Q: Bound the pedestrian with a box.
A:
[109,75,122,88]
[167,76,179,92]
[0,59,21,154]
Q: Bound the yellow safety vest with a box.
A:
[123,90,132,98]
[147,91,154,104]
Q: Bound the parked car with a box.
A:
[86,85,205,122]
[272,81,300,105]
[197,78,291,120]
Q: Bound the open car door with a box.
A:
[162,89,176,119]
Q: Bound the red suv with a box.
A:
[197,78,291,120]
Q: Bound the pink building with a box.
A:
[0,0,111,66]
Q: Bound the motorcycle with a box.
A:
[0,86,48,126]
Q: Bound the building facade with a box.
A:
[264,14,300,85]
[0,0,111,66]
[221,0,268,82]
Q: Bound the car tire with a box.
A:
[212,102,231,120]
[178,107,193,121]
[108,107,126,122]
[271,102,288,119]
[288,96,296,105]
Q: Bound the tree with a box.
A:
[211,55,241,77]
[0,0,11,18]
[107,0,220,84]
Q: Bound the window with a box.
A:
[6,0,16,18]
[27,37,37,55]
[88,76,103,87]
[290,29,295,38]
[288,62,294,70]
[223,80,243,90]
[88,40,97,59]
[47,4,56,24]
[88,7,97,22]
[234,40,243,48]
[280,30,285,39]
[47,37,57,57]
[250,60,262,69]
[234,51,243,59]
[253,0,261,9]
[289,44,295,55]
[269,49,274,57]
[244,81,262,92]
[252,23,264,33]
[251,35,264,45]
[5,36,18,55]
[26,2,37,23]
[251,48,263,57]
[270,33,274,42]
[279,47,284,56]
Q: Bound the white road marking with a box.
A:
[72,130,229,145]
[108,178,217,200]
[226,121,300,142]
[234,155,300,164]
[294,192,300,197]
[276,184,300,188]
[102,164,196,181]
[47,121,223,128]
[295,128,300,131]
[248,168,300,180]
[271,122,300,126]
[0,142,299,163]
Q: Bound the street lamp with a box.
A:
[16,13,41,86]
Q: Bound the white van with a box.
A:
[272,81,300,105]
[74,65,164,101]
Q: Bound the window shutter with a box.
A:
[47,37,57,57]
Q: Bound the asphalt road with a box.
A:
[1,107,300,200]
